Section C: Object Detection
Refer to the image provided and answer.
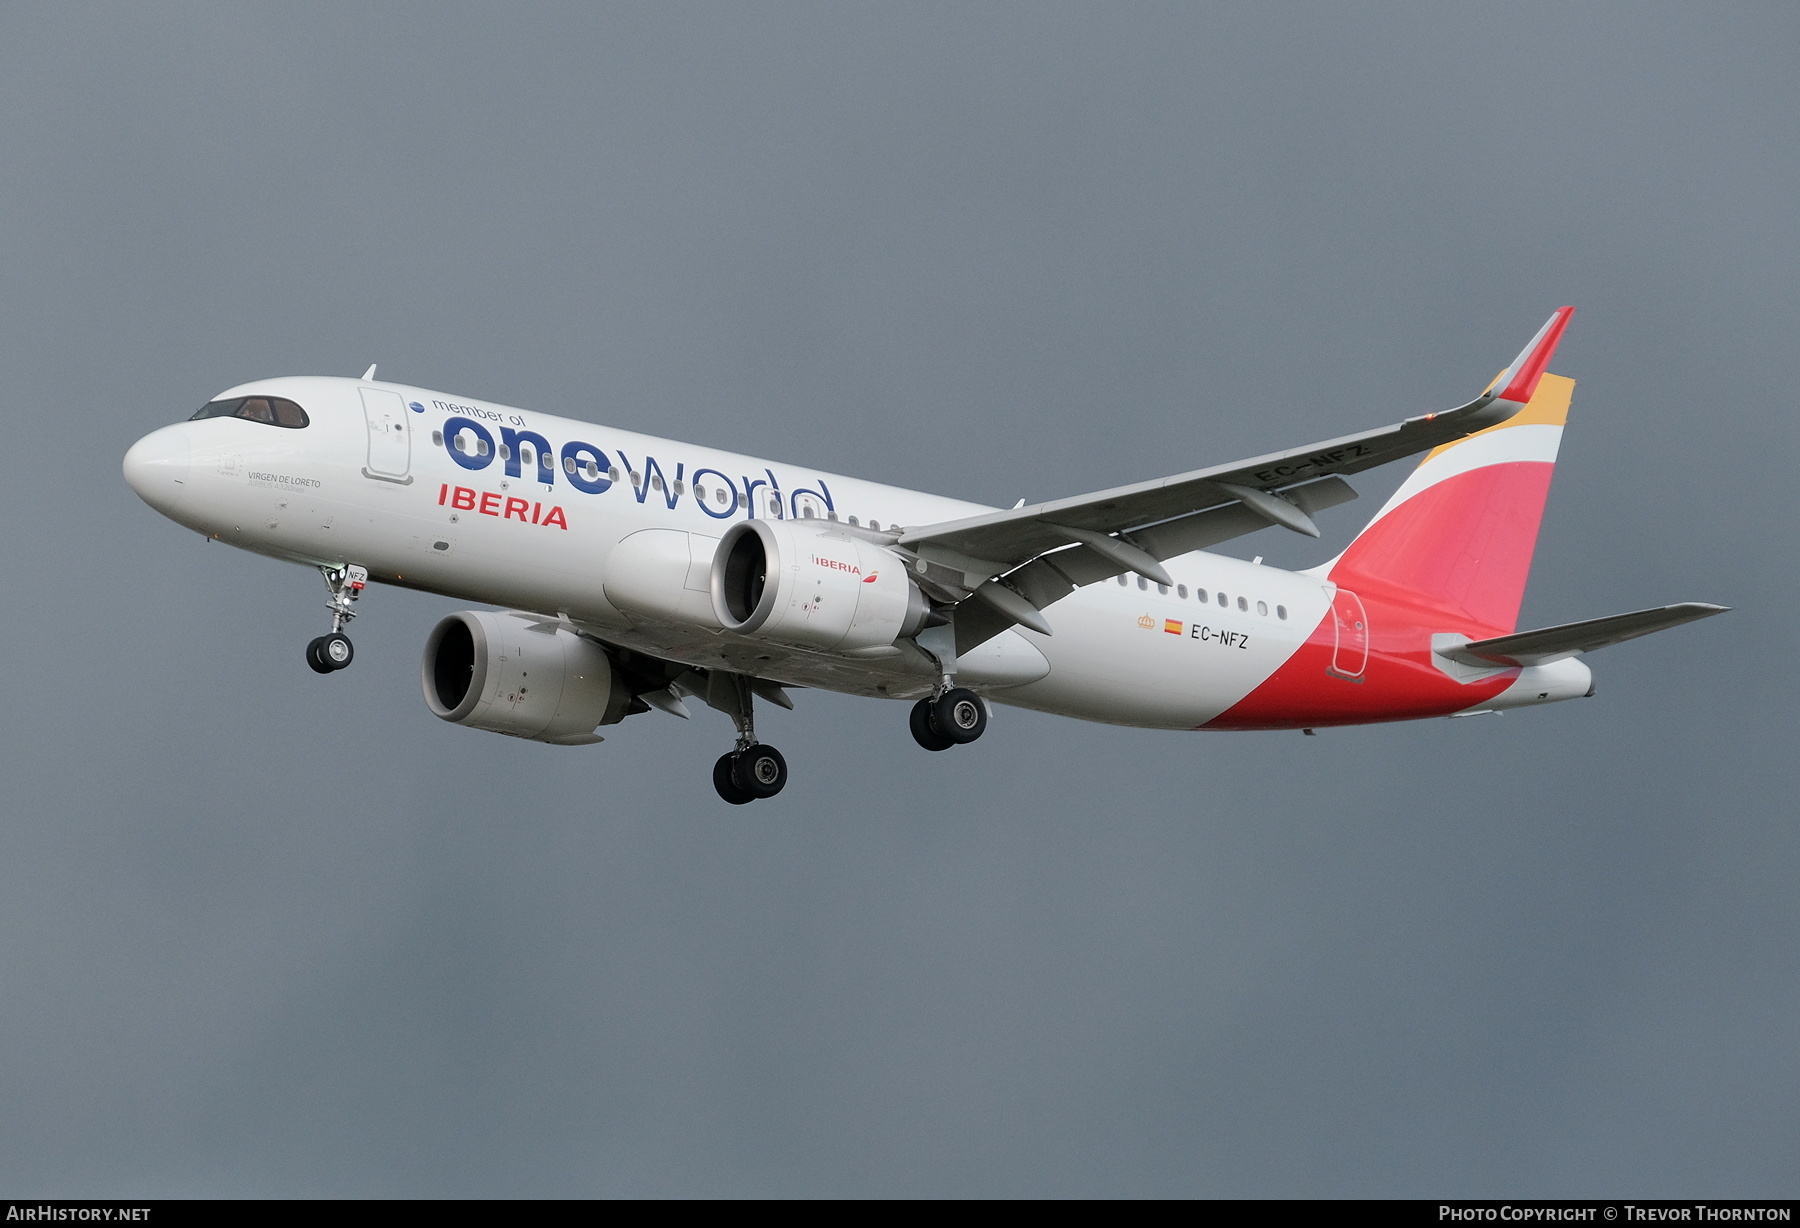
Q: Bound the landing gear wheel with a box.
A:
[732,744,788,799]
[712,753,754,805]
[910,698,955,751]
[933,688,987,744]
[306,633,353,673]
[318,632,354,671]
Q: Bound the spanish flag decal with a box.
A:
[1164,619,1183,635]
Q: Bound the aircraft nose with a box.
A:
[123,425,192,515]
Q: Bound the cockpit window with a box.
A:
[190,396,309,429]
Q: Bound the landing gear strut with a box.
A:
[306,564,367,674]
[708,673,790,804]
[909,687,988,751]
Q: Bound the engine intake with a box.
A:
[712,519,928,652]
[422,610,629,744]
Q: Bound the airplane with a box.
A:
[122,306,1725,803]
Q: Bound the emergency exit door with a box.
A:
[360,387,412,483]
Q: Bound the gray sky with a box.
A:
[0,2,1792,1197]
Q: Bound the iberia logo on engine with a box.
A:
[438,484,569,529]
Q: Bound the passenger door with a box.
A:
[360,387,412,483]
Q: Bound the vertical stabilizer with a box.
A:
[1323,371,1574,636]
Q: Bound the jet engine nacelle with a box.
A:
[421,610,630,745]
[712,519,929,652]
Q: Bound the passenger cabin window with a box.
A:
[1217,591,1228,606]
[1257,600,1268,616]
[1178,585,1188,599]
[1277,605,1288,620]
[1195,589,1207,602]
[190,396,309,429]
[1237,596,1248,612]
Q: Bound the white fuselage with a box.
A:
[126,376,1332,729]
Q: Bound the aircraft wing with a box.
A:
[1437,603,1729,669]
[893,307,1576,652]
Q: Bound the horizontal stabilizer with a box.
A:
[1437,602,1728,668]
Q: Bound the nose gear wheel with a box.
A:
[305,632,354,674]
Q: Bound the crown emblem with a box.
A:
[1136,614,1155,629]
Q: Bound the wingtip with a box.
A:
[1495,306,1575,405]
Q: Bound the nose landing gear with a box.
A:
[909,687,988,751]
[305,564,367,674]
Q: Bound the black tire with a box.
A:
[305,637,333,674]
[909,698,955,751]
[732,744,788,799]
[319,632,354,671]
[712,753,754,805]
[932,688,987,744]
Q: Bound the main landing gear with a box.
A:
[306,564,368,675]
[909,687,988,752]
[709,674,790,805]
[713,743,788,805]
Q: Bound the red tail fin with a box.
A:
[1326,372,1574,636]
